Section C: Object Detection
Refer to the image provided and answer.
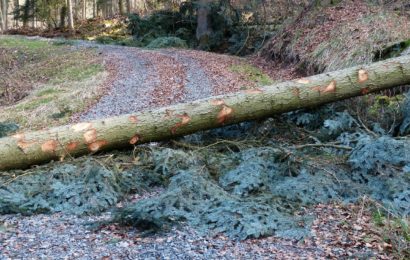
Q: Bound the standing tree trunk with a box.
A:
[93,0,96,17]
[196,0,212,48]
[0,0,7,32]
[67,0,74,31]
[82,0,86,19]
[126,0,130,14]
[1,55,410,171]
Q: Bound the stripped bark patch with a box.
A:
[41,140,58,153]
[211,99,226,106]
[296,78,311,84]
[129,134,141,145]
[171,113,191,134]
[217,105,234,124]
[129,115,138,124]
[243,88,263,94]
[361,87,370,95]
[323,80,337,93]
[358,69,369,83]
[72,123,93,132]
[88,140,108,152]
[66,141,79,151]
[83,129,97,144]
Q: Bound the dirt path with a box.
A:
[72,43,250,122]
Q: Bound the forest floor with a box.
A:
[1,36,405,259]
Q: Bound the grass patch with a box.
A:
[371,208,410,258]
[230,63,273,86]
[0,35,107,130]
[35,88,62,97]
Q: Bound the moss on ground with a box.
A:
[229,63,273,87]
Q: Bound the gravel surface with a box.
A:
[0,203,391,259]
[74,44,216,122]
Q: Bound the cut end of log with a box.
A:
[358,69,369,83]
[41,140,58,153]
[88,140,108,152]
[83,129,97,144]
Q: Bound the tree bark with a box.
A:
[1,55,410,171]
[0,0,7,32]
[196,0,212,48]
[67,0,74,31]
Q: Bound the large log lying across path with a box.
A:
[2,55,410,171]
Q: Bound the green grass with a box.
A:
[0,36,50,49]
[371,208,410,258]
[16,97,54,110]
[0,35,107,130]
[36,88,62,97]
[52,63,104,83]
[230,64,273,86]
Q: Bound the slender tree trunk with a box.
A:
[67,0,74,30]
[196,0,212,48]
[126,0,130,14]
[2,55,410,171]
[93,0,96,17]
[0,0,7,32]
[83,0,86,19]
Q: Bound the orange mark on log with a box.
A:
[72,122,92,132]
[361,87,370,95]
[129,134,141,145]
[83,129,97,143]
[41,140,58,153]
[211,99,225,106]
[292,88,300,97]
[88,140,108,152]
[129,115,138,124]
[296,78,311,84]
[217,105,234,124]
[171,113,191,134]
[66,141,79,151]
[243,88,263,94]
[323,80,336,93]
[358,69,368,83]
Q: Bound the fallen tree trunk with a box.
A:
[1,55,410,171]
